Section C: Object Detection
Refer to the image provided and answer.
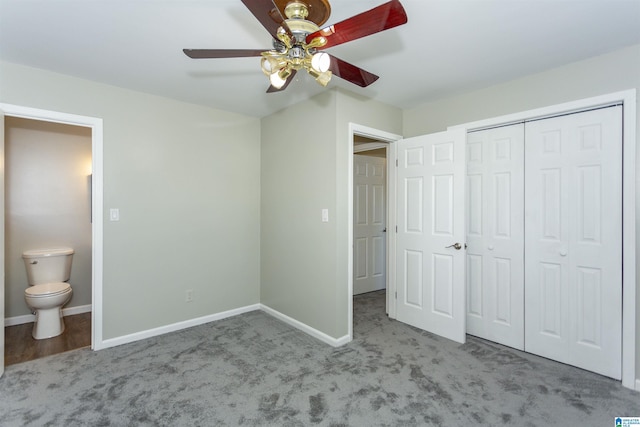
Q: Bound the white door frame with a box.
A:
[348,123,402,340]
[450,89,637,390]
[0,103,105,351]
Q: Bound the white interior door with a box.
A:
[466,124,525,350]
[1,110,5,377]
[524,106,622,379]
[353,154,387,295]
[396,129,466,343]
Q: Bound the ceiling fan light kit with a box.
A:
[260,10,333,89]
[183,0,408,92]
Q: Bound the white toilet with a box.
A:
[22,247,74,340]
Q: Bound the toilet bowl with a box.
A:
[22,247,75,340]
[25,283,73,339]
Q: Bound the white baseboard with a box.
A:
[260,304,351,347]
[100,304,261,350]
[62,304,92,317]
[4,304,92,327]
[89,303,351,352]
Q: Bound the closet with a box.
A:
[465,105,622,380]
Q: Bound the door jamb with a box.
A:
[348,123,402,341]
[0,103,104,351]
[449,89,637,390]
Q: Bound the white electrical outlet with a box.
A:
[185,289,193,302]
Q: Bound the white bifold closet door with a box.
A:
[465,106,622,380]
[524,106,622,380]
[466,124,525,350]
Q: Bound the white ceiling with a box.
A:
[1,0,639,118]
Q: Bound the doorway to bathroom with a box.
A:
[0,104,104,375]
[4,117,92,364]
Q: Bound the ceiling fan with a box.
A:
[183,0,408,92]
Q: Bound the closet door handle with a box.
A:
[446,243,462,250]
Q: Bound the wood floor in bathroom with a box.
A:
[4,312,91,366]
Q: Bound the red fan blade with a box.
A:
[328,55,379,87]
[183,49,265,59]
[241,0,289,38]
[266,69,298,93]
[306,0,407,49]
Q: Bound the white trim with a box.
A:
[101,302,353,350]
[387,142,398,319]
[353,142,388,153]
[636,379,640,392]
[5,304,92,326]
[260,304,351,347]
[4,314,34,327]
[0,103,104,351]
[448,90,632,132]
[347,123,402,342]
[449,89,637,390]
[62,303,92,317]
[101,304,260,349]
[91,119,104,350]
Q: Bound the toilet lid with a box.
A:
[25,282,71,297]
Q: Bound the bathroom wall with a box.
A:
[4,117,92,318]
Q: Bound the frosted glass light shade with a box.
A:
[269,72,287,89]
[311,52,330,73]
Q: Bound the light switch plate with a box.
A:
[110,208,120,221]
[322,208,329,222]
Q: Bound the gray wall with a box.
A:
[335,89,402,336]
[4,117,92,318]
[404,44,640,137]
[260,91,340,336]
[0,61,261,340]
[402,43,640,385]
[260,89,402,339]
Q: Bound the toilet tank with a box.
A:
[22,247,74,285]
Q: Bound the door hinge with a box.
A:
[395,291,397,299]
[396,226,398,233]
[396,159,398,167]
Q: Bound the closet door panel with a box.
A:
[465,124,524,349]
[524,106,622,380]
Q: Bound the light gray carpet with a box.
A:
[1,291,638,426]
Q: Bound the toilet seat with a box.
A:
[25,282,71,298]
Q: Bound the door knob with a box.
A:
[446,243,462,250]
[382,228,387,233]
